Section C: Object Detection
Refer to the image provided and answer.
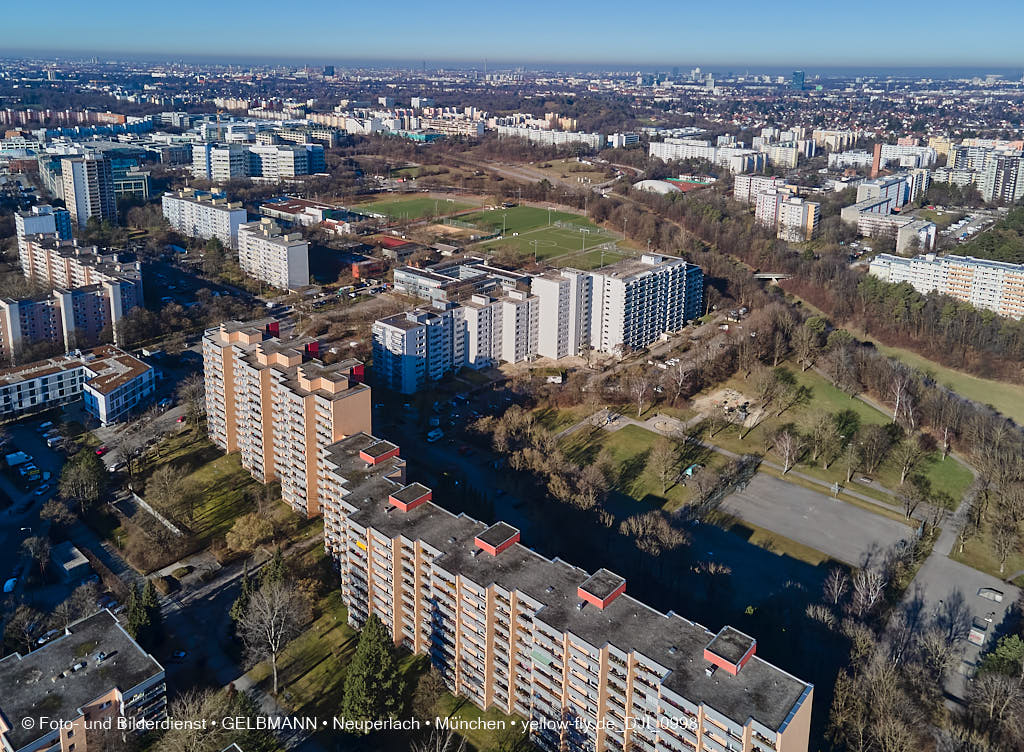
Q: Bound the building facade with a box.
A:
[161,188,248,248]
[60,154,117,229]
[237,219,310,290]
[202,320,372,516]
[318,433,814,752]
[869,253,1024,319]
[14,205,72,256]
[372,305,467,394]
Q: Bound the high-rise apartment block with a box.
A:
[237,219,310,290]
[378,255,702,391]
[14,204,72,255]
[373,305,467,394]
[161,188,248,249]
[589,254,703,355]
[733,175,784,204]
[979,154,1024,203]
[319,433,814,752]
[776,197,821,243]
[0,610,166,752]
[61,154,117,229]
[191,142,250,182]
[202,320,372,516]
[869,253,1024,319]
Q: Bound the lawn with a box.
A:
[460,205,591,235]
[917,208,963,229]
[562,423,722,513]
[533,405,594,433]
[706,511,832,567]
[138,428,260,542]
[356,196,477,220]
[529,158,611,184]
[953,522,1024,584]
[697,366,975,506]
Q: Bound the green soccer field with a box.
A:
[356,195,476,219]
[459,205,594,234]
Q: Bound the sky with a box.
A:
[5,0,1023,71]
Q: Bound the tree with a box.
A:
[774,428,804,473]
[238,579,308,695]
[628,373,651,417]
[177,373,206,428]
[666,360,691,406]
[823,567,849,606]
[59,451,107,513]
[40,499,75,526]
[990,510,1022,575]
[21,536,51,578]
[3,605,44,654]
[851,568,887,618]
[226,512,274,551]
[125,584,151,643]
[145,464,185,518]
[341,613,405,724]
[411,728,467,752]
[804,411,841,467]
[619,511,687,555]
[842,440,861,483]
[858,424,894,474]
[412,668,447,719]
[647,438,677,495]
[895,434,929,485]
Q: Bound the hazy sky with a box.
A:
[6,0,1023,69]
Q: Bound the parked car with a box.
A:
[33,484,50,496]
[95,446,109,456]
[426,428,444,443]
[3,578,17,593]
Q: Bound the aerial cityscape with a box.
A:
[0,4,1023,752]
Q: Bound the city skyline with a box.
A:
[8,0,1024,69]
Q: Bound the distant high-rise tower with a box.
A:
[323,65,334,77]
[61,154,116,230]
[791,70,805,90]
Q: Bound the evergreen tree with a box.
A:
[125,584,150,642]
[230,563,254,624]
[141,579,162,643]
[340,614,404,725]
[260,548,285,588]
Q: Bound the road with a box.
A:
[718,474,911,567]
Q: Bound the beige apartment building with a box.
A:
[202,320,371,517]
[319,432,813,752]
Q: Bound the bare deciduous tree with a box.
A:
[774,428,803,473]
[237,579,308,695]
[823,567,849,606]
[629,373,651,417]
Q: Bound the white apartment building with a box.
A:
[372,306,467,394]
[191,142,249,181]
[857,174,910,209]
[734,175,784,204]
[776,197,821,243]
[15,205,72,256]
[161,189,248,248]
[650,140,765,173]
[237,219,309,290]
[495,125,605,149]
[590,254,703,355]
[61,154,117,229]
[879,143,937,168]
[530,270,592,360]
[462,294,504,368]
[499,289,539,363]
[979,154,1024,203]
[869,253,1024,320]
[248,144,309,179]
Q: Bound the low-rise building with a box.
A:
[0,610,166,752]
[0,345,154,424]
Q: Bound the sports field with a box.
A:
[356,195,477,219]
[463,206,629,267]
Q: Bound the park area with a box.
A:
[460,205,632,268]
[355,195,478,220]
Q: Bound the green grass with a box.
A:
[432,694,527,752]
[698,366,974,505]
[139,429,260,543]
[356,196,476,219]
[917,209,963,229]
[533,405,593,433]
[953,523,1024,582]
[460,205,591,235]
[562,423,722,512]
[707,512,832,566]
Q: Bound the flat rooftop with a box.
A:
[706,626,757,665]
[476,521,519,549]
[579,568,626,601]
[0,610,163,750]
[82,346,152,395]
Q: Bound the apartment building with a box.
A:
[372,305,467,394]
[61,154,117,229]
[319,433,813,752]
[191,142,249,181]
[0,610,166,752]
[733,175,784,204]
[248,144,309,178]
[978,154,1024,203]
[869,253,1024,319]
[589,254,703,355]
[776,197,820,243]
[202,320,372,516]
[14,204,71,256]
[856,174,910,209]
[649,140,765,173]
[237,219,309,290]
[530,270,592,360]
[496,125,605,150]
[0,345,154,424]
[161,188,248,248]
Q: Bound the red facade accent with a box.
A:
[577,580,626,610]
[305,341,320,358]
[389,488,432,512]
[474,531,520,556]
[360,445,399,465]
[350,364,365,383]
[266,321,280,337]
